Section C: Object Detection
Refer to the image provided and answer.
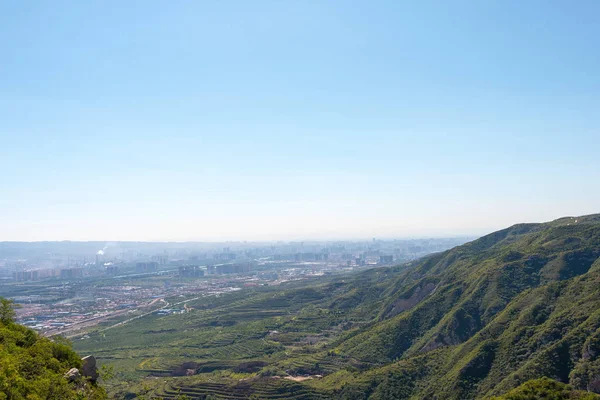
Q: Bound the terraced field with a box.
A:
[74,273,392,398]
[155,378,331,400]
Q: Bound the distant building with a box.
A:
[293,252,328,262]
[379,255,394,264]
[135,262,158,273]
[215,262,250,275]
[215,252,236,261]
[105,265,119,275]
[60,268,83,279]
[314,253,329,261]
[178,265,204,278]
[13,270,39,281]
[151,255,168,265]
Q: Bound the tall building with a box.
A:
[379,255,394,264]
[179,265,204,278]
[135,262,159,273]
[105,265,119,275]
[215,262,250,275]
[60,268,83,279]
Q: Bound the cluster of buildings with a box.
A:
[207,263,251,275]
[271,252,330,262]
[135,261,159,273]
[13,267,84,281]
[178,265,204,278]
[5,238,474,337]
[15,275,254,335]
[6,238,471,284]
[177,262,256,278]
[380,255,394,264]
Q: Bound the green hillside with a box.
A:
[73,214,600,399]
[491,377,600,399]
[0,299,106,400]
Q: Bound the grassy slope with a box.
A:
[75,214,600,399]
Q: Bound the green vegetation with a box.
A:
[0,298,18,325]
[71,214,600,399]
[0,297,106,399]
[491,377,600,399]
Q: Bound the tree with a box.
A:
[0,297,18,324]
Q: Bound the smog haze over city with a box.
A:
[1,2,600,400]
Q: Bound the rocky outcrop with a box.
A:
[64,368,81,382]
[81,355,99,382]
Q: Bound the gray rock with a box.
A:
[64,368,81,382]
[81,355,99,382]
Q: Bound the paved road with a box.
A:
[96,298,169,332]
[96,295,203,333]
[47,295,205,338]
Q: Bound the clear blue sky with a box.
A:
[1,1,599,241]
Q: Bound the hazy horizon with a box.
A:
[2,1,599,241]
[0,234,477,244]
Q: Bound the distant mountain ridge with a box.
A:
[327,213,600,398]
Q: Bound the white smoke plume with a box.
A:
[97,245,108,256]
